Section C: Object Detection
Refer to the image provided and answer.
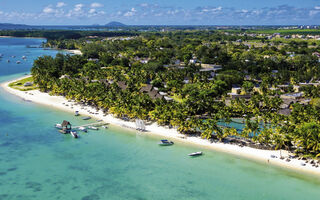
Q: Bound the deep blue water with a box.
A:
[0,37,320,200]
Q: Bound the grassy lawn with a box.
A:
[8,76,38,91]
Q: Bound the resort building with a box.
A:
[280,92,303,100]
[117,81,128,90]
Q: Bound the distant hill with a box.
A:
[105,21,126,27]
[0,23,31,30]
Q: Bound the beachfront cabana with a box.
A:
[61,120,72,133]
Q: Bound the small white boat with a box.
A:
[16,61,21,64]
[158,139,174,146]
[55,124,62,129]
[70,130,78,138]
[102,125,108,129]
[78,126,87,132]
[22,56,27,59]
[88,126,99,130]
[188,152,203,157]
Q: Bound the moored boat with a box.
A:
[158,139,174,146]
[88,126,99,130]
[78,126,87,132]
[55,124,62,129]
[188,152,203,157]
[82,116,91,120]
[75,111,80,116]
[70,130,78,138]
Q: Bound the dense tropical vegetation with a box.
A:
[27,29,320,158]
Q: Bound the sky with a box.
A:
[0,0,320,25]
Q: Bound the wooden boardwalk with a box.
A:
[73,122,108,128]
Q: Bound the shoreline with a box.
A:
[2,76,320,177]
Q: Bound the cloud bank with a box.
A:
[0,3,320,25]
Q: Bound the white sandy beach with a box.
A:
[2,76,320,176]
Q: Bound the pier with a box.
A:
[73,122,108,129]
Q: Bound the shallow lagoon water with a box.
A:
[0,38,320,200]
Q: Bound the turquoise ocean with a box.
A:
[0,37,320,200]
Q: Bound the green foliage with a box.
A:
[25,28,320,158]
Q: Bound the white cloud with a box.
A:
[43,6,55,14]
[2,3,320,25]
[124,8,137,17]
[140,3,148,7]
[91,3,103,8]
[74,4,84,12]
[56,2,66,8]
[89,9,96,14]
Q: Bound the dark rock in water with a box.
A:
[81,194,100,200]
[25,181,42,192]
[72,186,79,190]
[0,194,9,199]
[0,172,7,176]
[7,167,17,172]
[69,165,89,172]
[0,141,12,147]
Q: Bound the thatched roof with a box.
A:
[155,94,164,100]
[61,120,71,127]
[278,109,292,116]
[140,84,153,92]
[99,79,110,87]
[117,81,127,90]
[147,89,164,100]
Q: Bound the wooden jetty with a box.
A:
[73,122,108,129]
